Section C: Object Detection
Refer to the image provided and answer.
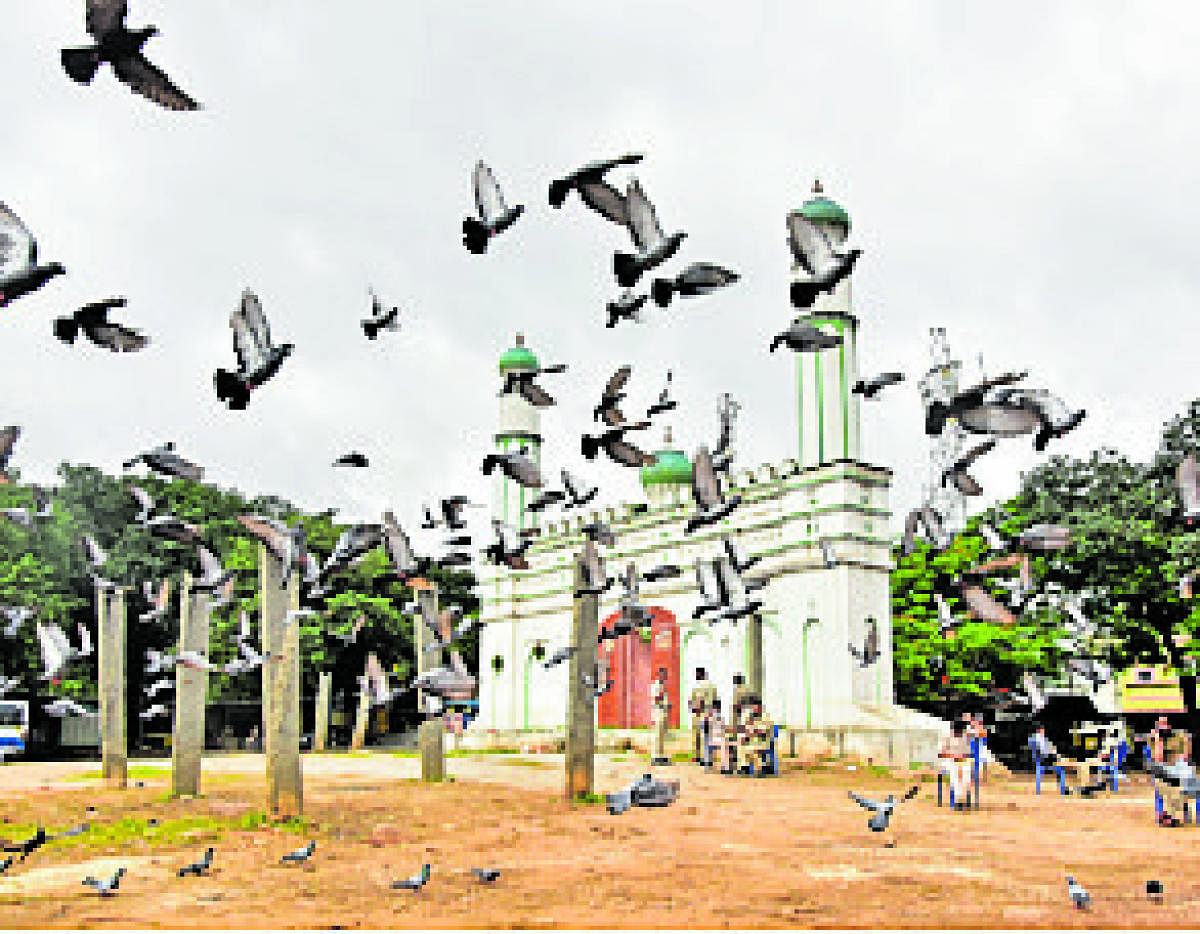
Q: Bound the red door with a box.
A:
[596,607,679,729]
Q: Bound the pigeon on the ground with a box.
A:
[54,298,148,352]
[853,372,905,399]
[548,153,643,213]
[561,469,599,509]
[471,867,501,884]
[214,290,294,410]
[122,442,203,481]
[1146,880,1164,904]
[848,619,880,667]
[645,371,676,419]
[82,866,127,896]
[0,855,12,874]
[787,209,862,309]
[940,440,997,497]
[481,448,543,488]
[1066,874,1090,909]
[463,161,523,254]
[334,451,369,468]
[392,863,431,892]
[651,262,739,308]
[2,827,48,862]
[0,206,65,309]
[769,320,843,354]
[606,290,648,328]
[594,365,633,427]
[686,447,742,534]
[0,427,19,484]
[281,840,316,865]
[613,178,687,287]
[62,0,199,110]
[177,847,213,877]
[362,288,400,340]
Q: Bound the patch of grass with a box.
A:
[65,765,170,782]
[505,757,556,769]
[670,752,693,763]
[1,812,310,854]
[572,792,606,805]
[865,764,892,778]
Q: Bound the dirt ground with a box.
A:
[0,751,1197,929]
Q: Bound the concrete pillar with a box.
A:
[747,613,763,700]
[416,586,445,782]
[565,551,599,799]
[313,672,331,752]
[260,545,302,815]
[172,573,210,797]
[98,585,127,789]
[350,660,372,751]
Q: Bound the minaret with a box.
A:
[494,334,542,531]
[790,180,861,467]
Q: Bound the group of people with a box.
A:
[663,668,776,775]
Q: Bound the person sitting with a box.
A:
[743,699,774,776]
[937,720,973,809]
[707,699,728,774]
[1152,720,1194,827]
[1029,724,1058,766]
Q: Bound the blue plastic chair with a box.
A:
[745,724,780,777]
[1097,740,1128,791]
[937,740,981,808]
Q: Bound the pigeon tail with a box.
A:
[547,178,571,208]
[214,369,251,410]
[651,278,675,308]
[462,218,490,254]
[53,316,80,345]
[362,319,381,340]
[790,280,821,310]
[61,47,102,84]
[613,251,643,288]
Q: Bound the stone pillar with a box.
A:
[565,551,599,799]
[350,660,372,751]
[260,545,302,815]
[98,586,127,789]
[747,613,763,701]
[313,672,331,752]
[172,573,210,797]
[416,586,445,782]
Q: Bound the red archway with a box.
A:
[596,607,680,728]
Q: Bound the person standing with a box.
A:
[689,667,717,765]
[650,666,671,767]
[707,698,727,773]
[1152,717,1194,827]
[937,720,973,809]
[732,673,751,728]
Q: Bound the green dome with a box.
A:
[798,196,851,233]
[640,449,693,487]
[498,337,539,374]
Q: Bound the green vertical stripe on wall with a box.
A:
[797,346,803,464]
[839,339,848,459]
[815,351,824,464]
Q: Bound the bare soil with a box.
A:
[0,752,1195,929]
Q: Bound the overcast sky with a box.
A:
[4,1,1199,548]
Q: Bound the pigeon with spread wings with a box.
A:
[54,298,148,352]
[853,372,905,399]
[362,288,400,340]
[787,209,862,309]
[613,178,687,288]
[463,161,524,254]
[940,439,997,497]
[214,290,294,410]
[686,447,742,534]
[0,204,65,308]
[651,262,739,308]
[481,447,543,488]
[606,290,648,328]
[122,442,203,482]
[62,0,199,111]
[769,319,843,354]
[548,153,642,215]
[594,365,633,427]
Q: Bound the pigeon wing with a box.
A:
[473,161,507,222]
[624,178,663,251]
[89,322,149,353]
[787,213,836,275]
[848,791,879,811]
[111,52,199,112]
[577,180,630,227]
[0,204,35,277]
[606,437,652,468]
[962,585,1017,626]
[691,447,719,508]
[602,365,633,401]
[231,290,270,375]
[237,515,289,560]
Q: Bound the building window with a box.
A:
[492,655,505,673]
[531,643,545,662]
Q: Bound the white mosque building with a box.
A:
[466,184,946,765]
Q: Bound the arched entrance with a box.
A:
[596,607,680,728]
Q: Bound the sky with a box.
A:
[3,1,1199,551]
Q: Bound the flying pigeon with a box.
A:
[62,0,199,110]
[138,579,170,624]
[144,514,204,545]
[787,210,862,309]
[463,161,523,254]
[848,619,880,667]
[721,536,760,574]
[214,290,294,410]
[1066,875,1090,909]
[713,558,763,622]
[139,703,169,720]
[606,290,649,328]
[0,856,12,874]
[54,298,148,352]
[281,840,316,865]
[641,563,682,582]
[576,540,612,597]
[548,153,643,213]
[38,622,79,680]
[45,698,96,718]
[0,427,19,484]
[0,203,65,309]
[125,482,156,524]
[852,372,905,399]
[177,650,215,671]
[819,538,837,570]
[528,487,566,513]
[582,520,616,547]
[0,674,19,696]
[1178,454,1199,528]
[236,515,315,587]
[1018,524,1070,551]
[925,371,1029,436]
[178,847,214,877]
[485,520,531,571]
[594,365,633,427]
[686,447,742,534]
[144,678,173,699]
[769,320,843,354]
[362,288,400,340]
[2,605,35,638]
[501,362,568,408]
[940,440,997,497]
[987,387,1086,451]
[313,523,383,590]
[645,371,676,419]
[561,469,599,509]
[0,486,53,526]
[334,451,369,468]
[381,511,425,581]
[651,262,740,308]
[471,867,501,884]
[613,178,687,288]
[391,863,431,892]
[193,544,235,597]
[711,393,738,475]
[481,448,543,488]
[960,583,1018,627]
[122,441,203,482]
[584,424,655,469]
[848,785,919,843]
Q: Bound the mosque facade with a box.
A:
[468,185,946,762]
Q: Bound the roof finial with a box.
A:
[664,425,673,445]
[812,178,824,195]
[514,333,525,347]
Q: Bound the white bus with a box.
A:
[0,699,29,760]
